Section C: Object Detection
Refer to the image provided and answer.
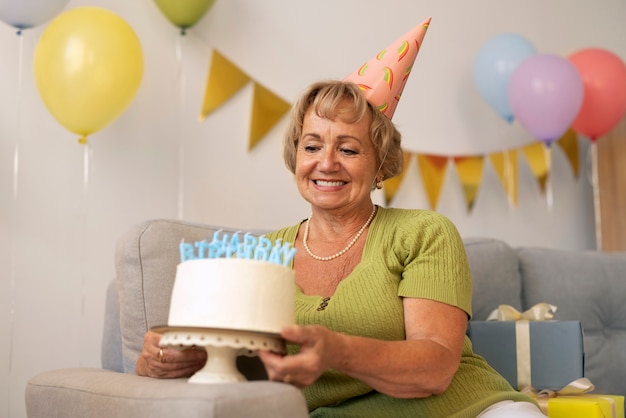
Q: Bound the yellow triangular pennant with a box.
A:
[521,142,550,193]
[382,152,413,206]
[453,156,485,212]
[417,154,449,210]
[556,129,580,178]
[489,150,518,206]
[248,82,291,150]
[199,50,251,121]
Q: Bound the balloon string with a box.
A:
[83,142,91,192]
[504,151,515,211]
[176,35,186,220]
[589,142,603,250]
[8,32,25,418]
[80,144,92,366]
[543,144,553,211]
[13,34,24,199]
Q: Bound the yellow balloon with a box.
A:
[34,7,143,144]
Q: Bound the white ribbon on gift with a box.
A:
[521,377,617,417]
[486,303,557,389]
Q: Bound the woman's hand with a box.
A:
[136,330,207,378]
[258,324,338,388]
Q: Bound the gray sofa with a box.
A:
[25,219,626,417]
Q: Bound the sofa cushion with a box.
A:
[518,247,626,396]
[463,238,524,321]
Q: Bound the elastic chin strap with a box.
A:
[372,148,389,190]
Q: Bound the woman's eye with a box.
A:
[303,145,319,152]
[340,148,357,155]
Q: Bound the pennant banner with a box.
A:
[198,49,581,211]
[556,129,580,177]
[521,142,549,193]
[249,82,291,150]
[200,49,290,151]
[382,152,413,205]
[490,149,519,206]
[417,154,449,210]
[199,50,250,120]
[453,156,485,212]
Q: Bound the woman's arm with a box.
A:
[258,297,467,398]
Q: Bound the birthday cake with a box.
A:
[167,231,297,335]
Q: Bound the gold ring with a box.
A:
[158,348,166,363]
[284,374,292,384]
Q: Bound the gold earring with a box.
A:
[376,179,384,189]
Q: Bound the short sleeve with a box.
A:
[396,211,473,318]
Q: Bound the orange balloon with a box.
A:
[569,48,626,141]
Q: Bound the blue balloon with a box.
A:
[0,0,69,33]
[472,33,537,123]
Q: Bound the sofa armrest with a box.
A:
[25,368,308,418]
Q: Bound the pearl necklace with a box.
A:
[303,205,377,261]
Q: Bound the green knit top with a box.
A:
[267,207,536,418]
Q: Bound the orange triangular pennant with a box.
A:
[489,150,518,206]
[382,152,413,205]
[248,82,291,150]
[417,154,449,210]
[199,50,251,120]
[453,156,485,212]
[556,129,580,178]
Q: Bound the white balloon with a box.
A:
[0,0,69,31]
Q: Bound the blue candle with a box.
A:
[180,241,196,262]
[243,233,257,259]
[225,232,241,258]
[281,243,297,266]
[180,231,297,267]
[194,240,210,258]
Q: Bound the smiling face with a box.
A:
[295,102,379,214]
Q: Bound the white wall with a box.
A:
[1,0,624,416]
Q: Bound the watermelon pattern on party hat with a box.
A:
[344,17,431,119]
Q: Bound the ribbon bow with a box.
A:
[486,303,557,322]
[522,378,617,417]
[522,377,595,408]
[486,303,557,389]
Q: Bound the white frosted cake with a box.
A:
[168,257,295,334]
[159,232,296,383]
[166,232,297,335]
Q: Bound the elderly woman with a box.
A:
[138,80,545,417]
[258,80,545,417]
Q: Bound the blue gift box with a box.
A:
[467,320,585,390]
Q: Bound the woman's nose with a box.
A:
[318,149,338,169]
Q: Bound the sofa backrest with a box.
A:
[463,237,524,321]
[516,247,626,396]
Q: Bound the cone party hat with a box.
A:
[343,17,431,119]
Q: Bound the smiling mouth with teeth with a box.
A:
[315,180,346,187]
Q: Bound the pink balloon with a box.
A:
[569,48,626,142]
[508,54,584,144]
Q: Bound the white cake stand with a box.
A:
[153,326,286,384]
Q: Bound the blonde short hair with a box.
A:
[283,80,403,181]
